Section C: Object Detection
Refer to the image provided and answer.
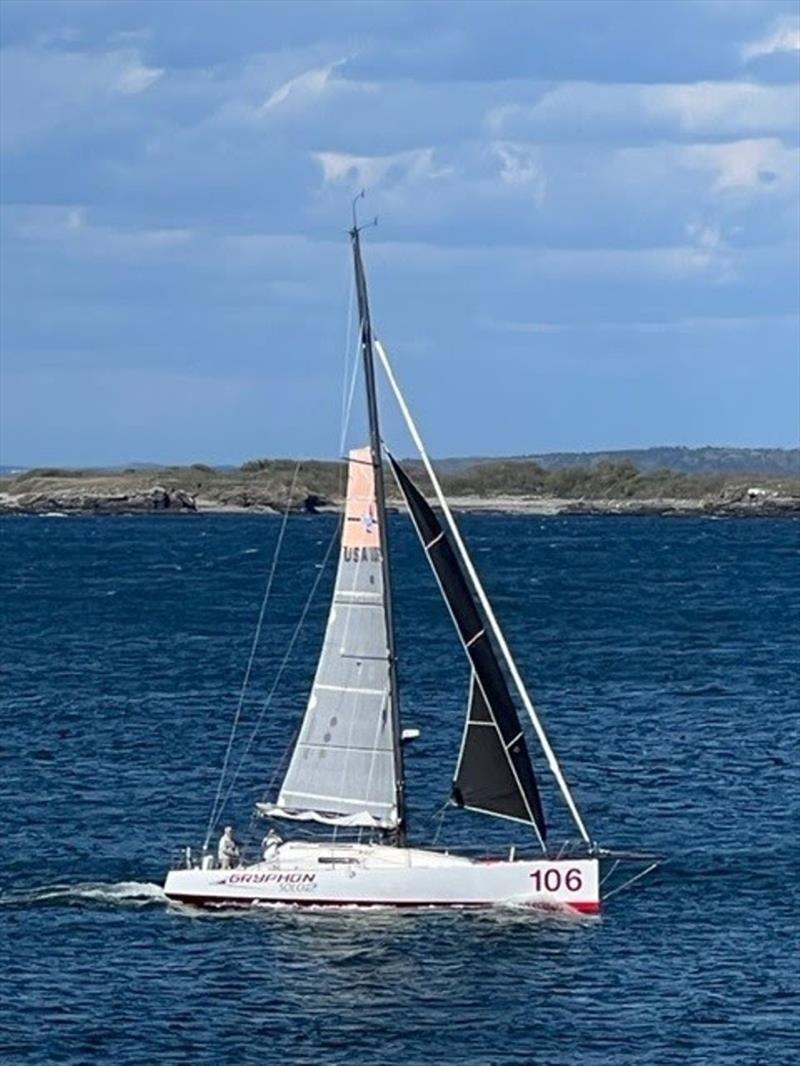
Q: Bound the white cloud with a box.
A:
[313,147,447,188]
[263,61,339,110]
[115,59,163,95]
[488,80,799,140]
[680,138,799,193]
[741,14,800,62]
[262,59,373,113]
[651,81,796,135]
[308,133,795,249]
[490,141,546,204]
[313,142,550,218]
[0,46,164,150]
[315,150,394,187]
[34,27,83,48]
[66,207,85,230]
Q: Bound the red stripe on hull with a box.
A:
[166,892,600,914]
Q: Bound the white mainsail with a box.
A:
[259,447,398,828]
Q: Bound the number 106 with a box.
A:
[530,867,583,892]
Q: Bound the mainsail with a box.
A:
[261,447,398,828]
[389,455,547,839]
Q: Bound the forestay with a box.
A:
[260,447,398,829]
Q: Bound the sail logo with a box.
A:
[343,546,381,563]
[361,509,376,534]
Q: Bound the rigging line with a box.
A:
[339,317,363,458]
[602,861,660,901]
[339,268,356,452]
[211,516,342,826]
[204,463,301,849]
[599,858,621,888]
[431,803,449,846]
[334,261,357,508]
[263,722,300,798]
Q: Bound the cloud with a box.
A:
[680,138,799,193]
[115,58,163,95]
[304,131,798,253]
[488,79,799,141]
[1,205,192,257]
[741,14,800,62]
[313,147,447,189]
[490,141,546,203]
[651,81,796,136]
[0,45,163,151]
[263,60,345,111]
[309,142,554,236]
[1,0,798,460]
[368,236,736,284]
[260,58,378,118]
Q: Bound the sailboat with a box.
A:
[164,211,656,913]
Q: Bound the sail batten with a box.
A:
[389,455,547,841]
[272,447,398,829]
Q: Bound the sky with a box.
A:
[0,0,798,466]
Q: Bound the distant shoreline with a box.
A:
[1,494,797,519]
[2,452,798,519]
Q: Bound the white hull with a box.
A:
[164,842,600,914]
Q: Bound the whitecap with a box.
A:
[0,881,168,907]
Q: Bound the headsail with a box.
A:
[454,674,542,824]
[389,455,547,840]
[261,447,398,829]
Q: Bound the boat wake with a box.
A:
[172,896,595,925]
[0,881,168,908]
[0,882,595,926]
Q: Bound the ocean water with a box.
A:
[1,513,798,1065]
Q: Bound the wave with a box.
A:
[168,896,596,927]
[0,880,168,908]
[0,880,599,927]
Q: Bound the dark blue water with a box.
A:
[1,514,798,1064]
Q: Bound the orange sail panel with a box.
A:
[342,446,381,549]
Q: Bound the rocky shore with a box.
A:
[445,491,800,518]
[0,484,199,515]
[1,482,797,518]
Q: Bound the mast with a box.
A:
[349,218,406,844]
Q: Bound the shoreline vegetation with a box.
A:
[1,450,799,518]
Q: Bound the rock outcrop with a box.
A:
[0,485,197,514]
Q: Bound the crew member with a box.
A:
[218,826,239,869]
[261,828,283,862]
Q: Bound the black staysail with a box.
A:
[389,455,546,839]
